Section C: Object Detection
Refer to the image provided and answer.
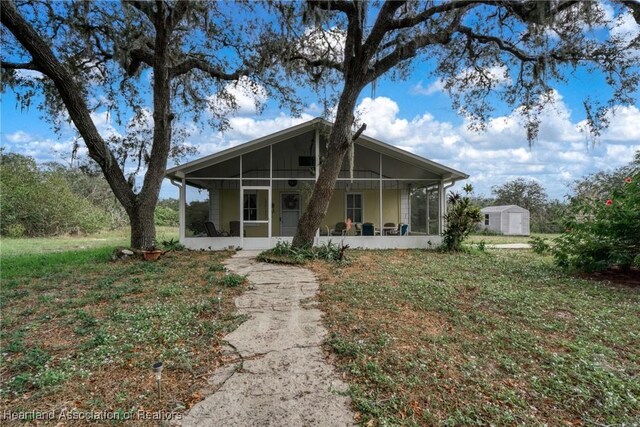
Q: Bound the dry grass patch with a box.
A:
[311,250,640,426]
[1,248,246,425]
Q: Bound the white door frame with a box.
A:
[240,185,271,247]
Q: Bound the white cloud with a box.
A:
[610,9,640,44]
[347,95,639,198]
[161,94,639,200]
[412,80,445,96]
[90,111,121,138]
[5,130,32,143]
[412,65,511,97]
[208,76,268,117]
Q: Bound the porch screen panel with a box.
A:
[410,187,439,235]
[185,184,210,237]
[346,193,363,223]
[338,144,380,179]
[271,132,315,179]
[242,146,270,178]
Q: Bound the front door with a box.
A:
[280,193,300,236]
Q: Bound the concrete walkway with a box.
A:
[486,243,531,249]
[180,250,354,427]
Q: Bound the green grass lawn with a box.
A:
[0,226,178,257]
[467,232,560,244]
[0,243,245,423]
[311,250,640,425]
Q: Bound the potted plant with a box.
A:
[142,241,163,261]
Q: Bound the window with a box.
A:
[298,156,315,167]
[484,214,490,225]
[346,193,363,223]
[244,192,257,221]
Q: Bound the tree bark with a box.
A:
[129,204,157,249]
[292,80,364,248]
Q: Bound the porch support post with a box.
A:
[179,178,186,241]
[438,180,445,235]
[379,153,383,232]
[426,187,430,235]
[269,145,272,240]
[315,127,320,241]
[240,155,243,247]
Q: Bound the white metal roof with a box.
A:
[166,118,468,181]
[481,205,528,213]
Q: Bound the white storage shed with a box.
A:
[480,205,530,236]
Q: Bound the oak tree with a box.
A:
[278,0,639,248]
[1,0,292,248]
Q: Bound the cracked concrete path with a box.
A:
[180,250,354,427]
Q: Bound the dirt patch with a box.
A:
[579,267,640,288]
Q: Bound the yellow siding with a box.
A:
[220,189,239,234]
[322,189,400,230]
[219,188,401,236]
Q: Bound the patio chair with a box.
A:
[362,223,375,236]
[205,221,222,237]
[385,222,399,236]
[229,221,239,237]
[400,224,409,236]
[331,222,347,236]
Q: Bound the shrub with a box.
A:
[155,206,179,227]
[442,185,482,251]
[553,173,640,271]
[258,240,348,263]
[1,152,109,236]
[529,236,550,255]
[160,238,184,251]
[218,273,246,288]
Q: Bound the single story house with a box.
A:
[479,205,530,236]
[165,118,468,250]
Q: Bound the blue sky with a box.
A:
[2,7,639,202]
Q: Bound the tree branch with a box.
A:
[0,0,135,206]
[619,0,640,24]
[168,57,245,80]
[458,25,536,63]
[351,123,366,140]
[169,0,190,28]
[306,0,355,15]
[126,0,156,22]
[1,61,41,71]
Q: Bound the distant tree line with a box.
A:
[469,178,567,234]
[0,151,178,238]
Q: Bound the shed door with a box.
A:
[508,212,523,235]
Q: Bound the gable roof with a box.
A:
[481,205,528,213]
[166,117,468,181]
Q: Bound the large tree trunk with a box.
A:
[129,3,172,249]
[292,82,363,248]
[129,204,157,249]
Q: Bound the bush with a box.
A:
[442,185,482,251]
[0,152,108,236]
[160,238,184,251]
[529,236,550,255]
[155,206,179,227]
[218,273,246,288]
[553,173,640,271]
[258,240,348,263]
